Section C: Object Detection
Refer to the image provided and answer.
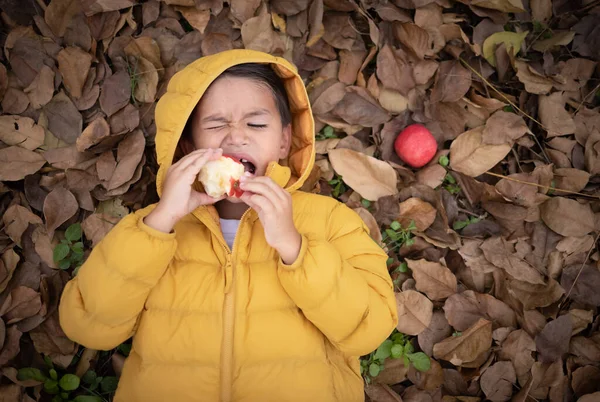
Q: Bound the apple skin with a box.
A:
[394,124,438,168]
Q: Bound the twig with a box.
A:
[459,57,552,164]
[480,171,600,200]
[575,81,600,114]
[34,0,46,11]
[457,207,479,217]
[558,231,600,311]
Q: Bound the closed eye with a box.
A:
[206,125,225,130]
[248,124,267,128]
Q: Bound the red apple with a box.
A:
[394,124,438,168]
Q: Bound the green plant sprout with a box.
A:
[316,125,337,141]
[438,155,449,167]
[453,216,481,231]
[328,174,347,198]
[360,331,431,383]
[17,355,118,402]
[53,223,85,273]
[382,220,416,254]
[126,58,140,106]
[442,173,461,195]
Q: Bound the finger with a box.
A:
[240,192,274,214]
[190,191,226,207]
[184,148,224,176]
[239,180,286,206]
[177,148,222,171]
[241,176,289,203]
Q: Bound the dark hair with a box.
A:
[174,63,292,162]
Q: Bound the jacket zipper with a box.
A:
[218,163,274,402]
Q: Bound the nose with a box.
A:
[224,124,248,146]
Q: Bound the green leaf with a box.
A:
[81,370,97,385]
[73,397,103,402]
[404,342,414,354]
[59,259,71,270]
[391,344,403,359]
[53,244,70,263]
[59,374,80,391]
[438,155,449,167]
[503,105,515,113]
[405,238,415,247]
[51,396,63,402]
[398,262,408,273]
[453,220,470,230]
[403,355,410,368]
[390,221,401,231]
[101,376,119,393]
[72,242,84,253]
[392,333,406,344]
[118,342,132,356]
[374,340,393,361]
[17,368,48,382]
[50,369,58,381]
[44,355,54,369]
[444,173,456,184]
[407,221,417,231]
[385,229,396,239]
[323,126,335,138]
[407,352,431,372]
[483,31,529,67]
[65,224,82,242]
[386,258,394,266]
[369,363,381,377]
[45,379,60,394]
[60,392,69,399]
[361,199,371,208]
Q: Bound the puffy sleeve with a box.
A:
[59,205,177,350]
[277,203,398,356]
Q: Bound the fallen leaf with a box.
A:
[241,11,281,54]
[560,264,600,306]
[365,384,403,402]
[374,357,409,385]
[132,57,158,103]
[2,205,43,247]
[506,277,564,309]
[444,290,517,331]
[81,213,120,247]
[109,103,140,135]
[416,164,446,189]
[480,237,545,285]
[0,116,45,151]
[376,44,415,96]
[57,47,92,99]
[24,65,55,109]
[553,167,589,193]
[353,207,382,244]
[407,359,444,391]
[328,148,397,201]
[572,366,600,396]
[2,88,29,115]
[310,80,347,115]
[450,127,512,177]
[0,287,41,325]
[398,198,437,232]
[76,117,111,152]
[462,0,526,13]
[515,61,554,95]
[331,87,390,126]
[0,383,21,401]
[107,130,145,190]
[538,92,576,138]
[43,187,79,239]
[569,309,594,336]
[43,91,83,144]
[100,69,131,117]
[482,111,530,145]
[480,361,516,401]
[81,0,134,15]
[418,310,452,356]
[430,60,471,103]
[497,329,536,379]
[540,197,595,237]
[532,31,575,52]
[535,315,572,363]
[433,318,492,366]
[0,147,46,181]
[531,0,552,22]
[395,23,431,60]
[175,6,210,34]
[44,0,82,37]
[395,290,434,336]
[0,325,22,366]
[0,250,20,294]
[482,31,527,67]
[406,259,457,300]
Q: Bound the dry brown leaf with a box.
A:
[374,357,409,386]
[81,213,120,247]
[2,205,43,248]
[2,88,30,115]
[450,127,512,177]
[310,80,347,115]
[365,384,403,402]
[539,92,576,138]
[376,44,415,96]
[132,57,158,104]
[569,309,593,336]
[0,116,45,151]
[433,318,492,366]
[0,287,42,325]
[241,11,281,54]
[459,0,525,13]
[0,147,46,181]
[24,65,55,109]
[416,164,446,189]
[498,329,536,379]
[0,250,20,294]
[444,290,517,331]
[76,118,111,152]
[353,207,382,245]
[43,187,79,239]
[395,23,431,60]
[81,0,134,15]
[553,167,589,193]
[398,198,436,232]
[506,278,564,310]
[57,47,92,99]
[480,361,516,402]
[43,91,83,144]
[561,264,600,306]
[328,148,397,201]
[531,0,552,22]
[175,6,210,34]
[430,60,471,103]
[107,130,145,190]
[418,310,452,356]
[540,197,595,237]
[45,0,82,37]
[482,110,530,145]
[406,259,457,301]
[395,290,433,336]
[535,315,572,363]
[100,69,131,117]
[480,237,545,285]
[514,61,554,95]
[331,87,390,127]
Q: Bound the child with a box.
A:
[59,49,398,402]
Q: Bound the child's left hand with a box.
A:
[239,176,301,265]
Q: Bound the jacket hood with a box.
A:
[154,49,315,198]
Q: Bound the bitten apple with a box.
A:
[198,155,245,198]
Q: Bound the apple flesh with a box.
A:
[394,124,437,168]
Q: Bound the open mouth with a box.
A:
[239,158,256,174]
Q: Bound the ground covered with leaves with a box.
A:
[0,0,599,401]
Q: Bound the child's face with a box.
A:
[190,76,292,179]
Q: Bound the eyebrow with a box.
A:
[201,108,272,123]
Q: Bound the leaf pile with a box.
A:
[0,0,600,401]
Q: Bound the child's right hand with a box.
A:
[144,148,225,233]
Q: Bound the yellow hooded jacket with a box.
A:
[59,49,398,402]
